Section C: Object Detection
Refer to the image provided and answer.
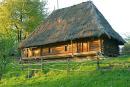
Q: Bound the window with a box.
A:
[65,45,68,51]
[77,43,82,53]
[48,48,52,53]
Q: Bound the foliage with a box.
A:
[0,3,16,80]
[0,28,15,80]
[0,0,47,80]
[122,36,130,55]
[0,0,47,42]
[122,44,130,55]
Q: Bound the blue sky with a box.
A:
[46,0,130,37]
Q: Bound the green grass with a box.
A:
[0,55,130,87]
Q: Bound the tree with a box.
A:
[0,0,47,56]
[0,25,15,80]
[0,37,13,80]
[0,4,14,80]
[1,0,47,42]
[0,0,47,80]
[122,35,130,55]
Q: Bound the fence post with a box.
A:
[96,52,100,70]
[41,57,43,72]
[67,58,70,75]
[27,59,30,78]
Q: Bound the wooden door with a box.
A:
[77,42,83,53]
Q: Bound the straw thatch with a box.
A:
[20,1,125,48]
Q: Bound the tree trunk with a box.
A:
[0,73,2,81]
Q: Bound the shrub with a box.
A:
[122,43,130,55]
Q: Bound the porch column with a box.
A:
[71,40,74,57]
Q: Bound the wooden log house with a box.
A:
[19,1,125,59]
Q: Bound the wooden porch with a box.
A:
[22,51,98,60]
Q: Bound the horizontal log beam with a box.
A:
[22,51,98,60]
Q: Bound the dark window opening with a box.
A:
[26,49,28,57]
[48,48,51,53]
[65,45,68,51]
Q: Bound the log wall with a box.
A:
[102,39,119,57]
[22,39,102,58]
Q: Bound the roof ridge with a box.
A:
[52,1,94,12]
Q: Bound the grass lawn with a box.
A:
[0,55,130,87]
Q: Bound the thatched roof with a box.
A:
[20,1,125,48]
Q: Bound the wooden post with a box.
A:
[41,57,43,72]
[96,52,100,70]
[71,40,74,57]
[98,39,101,52]
[82,42,83,52]
[40,48,42,56]
[100,39,104,55]
[86,41,88,52]
[67,58,70,74]
[27,59,30,78]
[87,41,90,52]
[66,40,73,75]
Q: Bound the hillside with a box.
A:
[0,55,130,87]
